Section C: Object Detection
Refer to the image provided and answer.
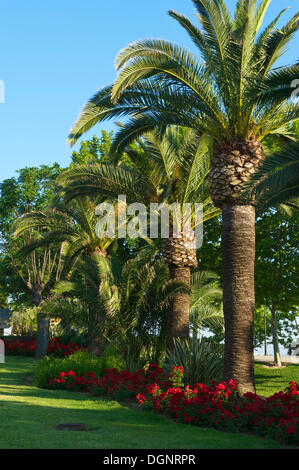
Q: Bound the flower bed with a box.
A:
[2,337,85,357]
[138,376,299,445]
[46,363,299,445]
[48,363,168,399]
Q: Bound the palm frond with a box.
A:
[246,141,299,208]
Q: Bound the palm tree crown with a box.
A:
[68,1,298,151]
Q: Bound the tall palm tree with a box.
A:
[67,0,299,394]
[58,126,220,350]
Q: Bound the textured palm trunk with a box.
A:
[221,205,256,395]
[166,265,191,351]
[209,138,264,396]
[209,138,264,208]
[87,314,106,357]
[87,248,107,356]
[163,231,197,351]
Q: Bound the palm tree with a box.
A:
[58,126,220,350]
[50,252,188,368]
[67,0,299,394]
[13,195,116,355]
[190,270,224,337]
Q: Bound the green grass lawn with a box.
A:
[0,356,297,450]
[255,362,299,397]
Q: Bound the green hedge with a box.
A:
[34,346,125,389]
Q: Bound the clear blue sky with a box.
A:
[0,0,298,181]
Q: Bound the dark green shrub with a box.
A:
[34,346,125,389]
[100,345,125,371]
[58,329,88,347]
[163,336,224,386]
[34,350,103,388]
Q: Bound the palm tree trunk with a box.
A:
[166,265,191,351]
[222,205,256,395]
[86,249,107,356]
[87,318,106,357]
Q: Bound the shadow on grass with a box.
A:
[0,396,282,450]
[254,362,299,397]
[0,356,286,449]
[0,399,174,449]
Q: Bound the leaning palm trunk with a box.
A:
[210,138,265,395]
[163,230,197,350]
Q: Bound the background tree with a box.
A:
[0,164,64,357]
[0,164,61,238]
[255,209,299,366]
[70,132,113,166]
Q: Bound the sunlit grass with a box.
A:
[255,362,299,397]
[0,356,288,449]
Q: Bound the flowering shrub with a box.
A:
[47,337,86,357]
[137,373,299,446]
[3,337,85,357]
[48,363,168,400]
[169,366,184,388]
[46,363,299,445]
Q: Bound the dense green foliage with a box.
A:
[34,348,124,389]
[163,336,224,386]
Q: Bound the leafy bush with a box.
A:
[46,363,168,400]
[34,350,103,388]
[42,359,299,445]
[163,336,224,386]
[34,346,124,389]
[100,345,125,372]
[57,329,88,348]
